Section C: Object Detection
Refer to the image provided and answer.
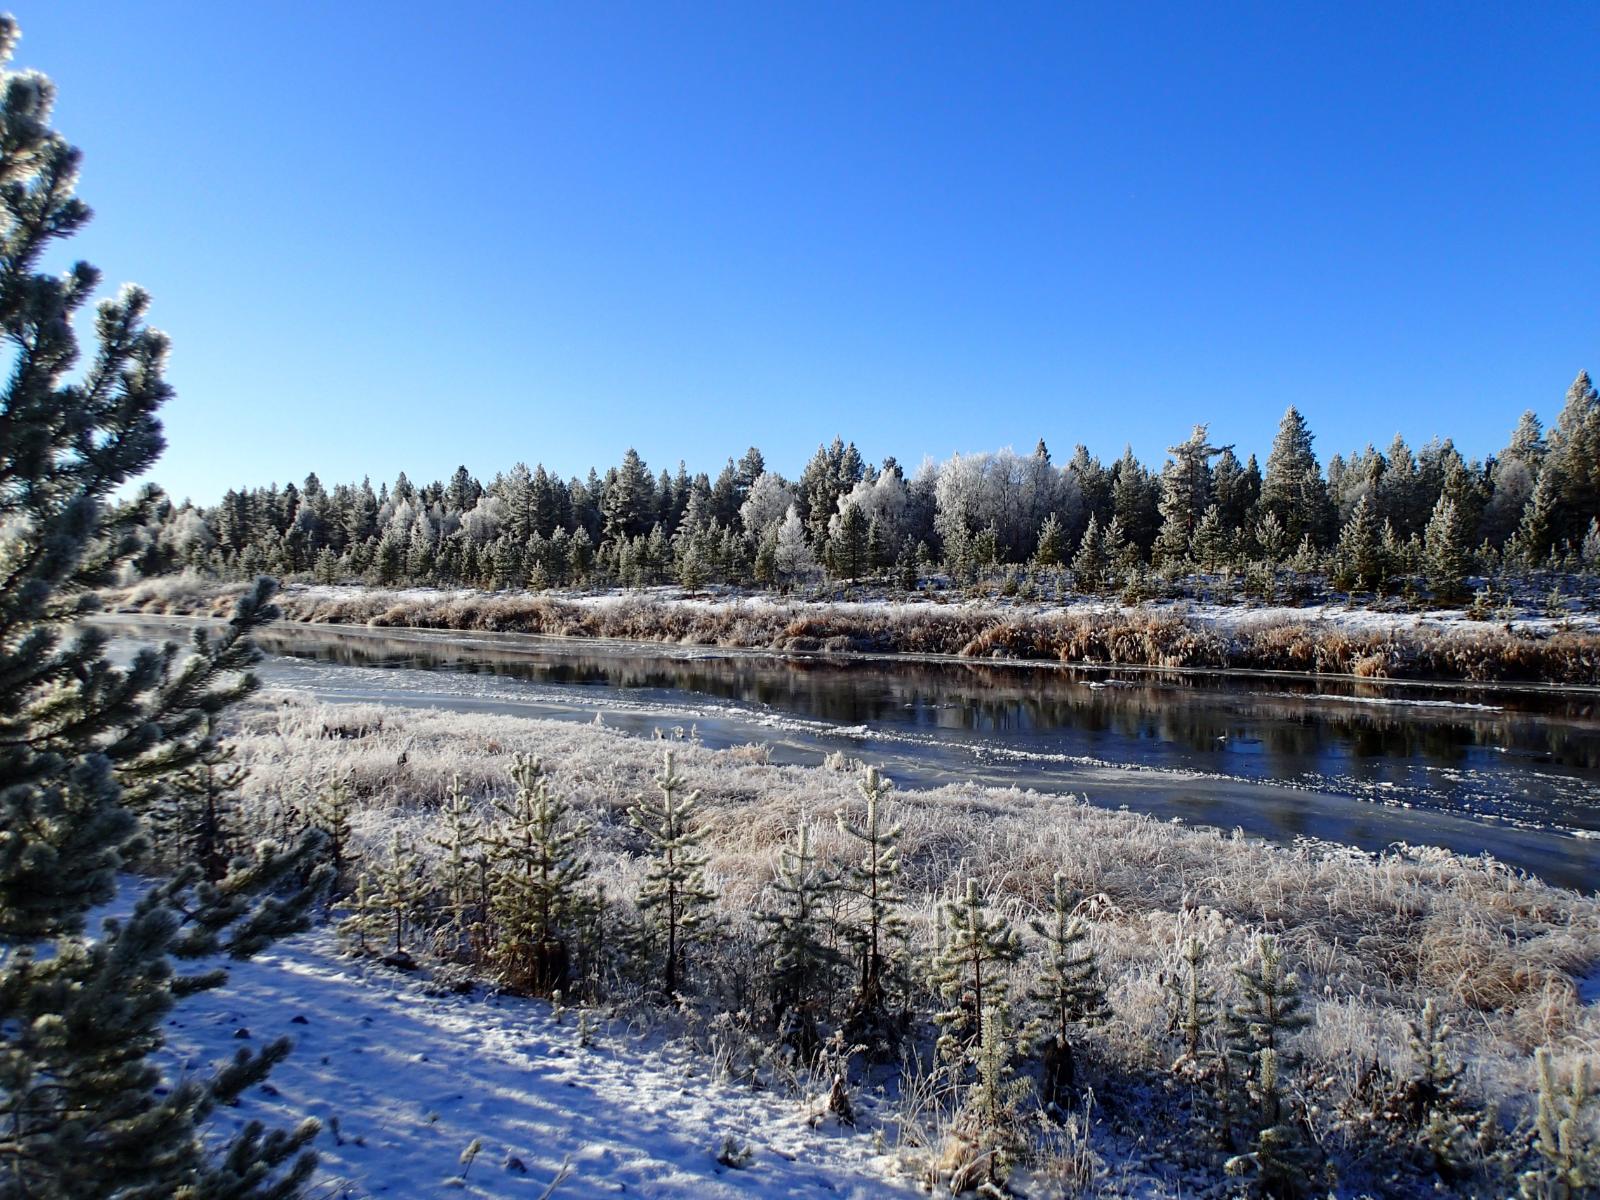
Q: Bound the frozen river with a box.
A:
[100,615,1600,891]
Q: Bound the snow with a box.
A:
[166,926,918,1198]
[276,582,1600,637]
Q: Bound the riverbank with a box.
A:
[110,575,1600,685]
[222,692,1600,1194]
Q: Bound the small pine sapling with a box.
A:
[486,755,590,995]
[755,823,846,1055]
[368,830,427,963]
[629,751,717,1001]
[429,773,485,960]
[1519,1047,1598,1200]
[835,766,910,1055]
[307,775,358,894]
[1025,874,1109,1108]
[339,872,383,956]
[150,712,247,882]
[1224,935,1320,1197]
[1393,998,1489,1183]
[932,879,1023,1062]
[938,1003,1035,1196]
[1169,936,1217,1064]
[1226,1046,1321,1199]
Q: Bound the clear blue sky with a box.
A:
[24,2,1599,503]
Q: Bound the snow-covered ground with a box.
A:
[172,927,920,1199]
[275,581,1600,637]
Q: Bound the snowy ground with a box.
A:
[277,580,1600,637]
[171,925,921,1199]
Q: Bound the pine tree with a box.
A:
[1398,998,1484,1183]
[486,755,590,996]
[367,830,427,960]
[629,751,717,1000]
[1333,493,1386,594]
[1033,512,1067,568]
[0,24,326,1193]
[1156,425,1225,566]
[942,1004,1034,1194]
[1223,936,1318,1197]
[1026,875,1108,1106]
[1191,504,1229,572]
[1519,1047,1598,1200]
[1170,936,1217,1062]
[429,774,485,960]
[1070,513,1108,591]
[755,824,845,1054]
[306,775,358,893]
[829,502,870,582]
[932,879,1024,1060]
[1261,407,1332,546]
[835,766,908,1054]
[152,713,245,883]
[1423,494,1472,604]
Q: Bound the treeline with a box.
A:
[136,372,1600,605]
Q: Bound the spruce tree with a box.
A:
[629,751,717,1000]
[835,766,908,1054]
[754,824,845,1054]
[1070,513,1107,591]
[931,879,1023,1060]
[1261,407,1332,546]
[1033,511,1067,568]
[1423,494,1472,604]
[1333,494,1386,594]
[486,754,590,996]
[1025,875,1108,1105]
[0,23,326,1194]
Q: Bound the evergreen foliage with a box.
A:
[1223,936,1319,1197]
[1519,1047,1598,1200]
[834,766,908,1055]
[931,879,1023,1060]
[943,1004,1034,1195]
[429,773,486,959]
[0,21,327,1194]
[485,755,590,996]
[629,751,717,1000]
[754,824,845,1054]
[1025,875,1108,1106]
[1423,494,1472,603]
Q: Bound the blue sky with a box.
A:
[24,2,1599,503]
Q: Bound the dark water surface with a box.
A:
[99,616,1600,890]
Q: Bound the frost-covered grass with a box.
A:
[113,577,1600,684]
[223,693,1600,1192]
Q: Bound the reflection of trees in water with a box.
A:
[228,625,1600,772]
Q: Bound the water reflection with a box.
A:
[239,623,1600,774]
[97,617,1600,887]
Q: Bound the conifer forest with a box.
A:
[4,10,1600,1200]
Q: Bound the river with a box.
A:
[98,615,1600,890]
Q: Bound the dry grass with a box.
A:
[225,692,1600,1146]
[112,577,1600,684]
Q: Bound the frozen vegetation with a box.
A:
[174,691,1600,1196]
